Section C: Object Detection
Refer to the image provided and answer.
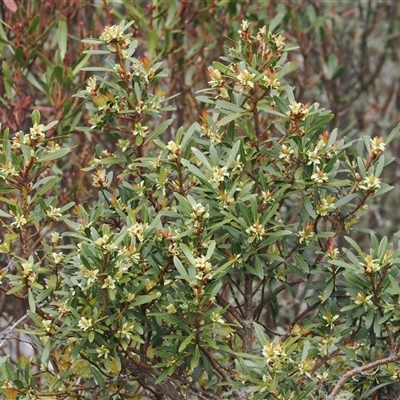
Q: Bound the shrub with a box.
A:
[0,18,400,400]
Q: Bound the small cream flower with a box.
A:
[237,68,256,89]
[208,67,224,87]
[166,140,181,161]
[353,291,373,308]
[46,206,62,221]
[99,24,124,43]
[102,275,116,290]
[263,73,280,89]
[246,222,265,240]
[369,137,385,155]
[52,252,64,264]
[133,123,149,138]
[86,76,98,95]
[92,168,108,188]
[42,319,52,332]
[127,222,147,242]
[96,345,110,359]
[360,254,381,275]
[298,223,315,244]
[166,304,177,314]
[288,102,309,120]
[11,212,27,228]
[29,123,46,141]
[279,144,294,162]
[317,196,335,216]
[359,175,381,191]
[78,316,93,331]
[210,166,229,183]
[311,168,328,184]
[82,268,99,285]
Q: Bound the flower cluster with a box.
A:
[133,122,149,138]
[99,24,131,54]
[200,123,224,144]
[262,340,288,369]
[236,67,256,90]
[317,195,335,216]
[238,19,252,42]
[359,174,381,191]
[353,291,374,309]
[360,254,381,275]
[127,222,148,242]
[369,136,385,155]
[262,72,280,89]
[208,67,224,88]
[311,167,328,184]
[298,223,315,244]
[279,144,294,163]
[288,102,309,121]
[78,316,93,332]
[209,166,229,183]
[194,255,213,282]
[46,206,62,221]
[166,140,181,161]
[86,76,98,95]
[246,222,265,241]
[92,168,108,188]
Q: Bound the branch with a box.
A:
[120,354,185,400]
[0,312,29,349]
[325,353,400,400]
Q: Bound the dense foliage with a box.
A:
[1,2,400,400]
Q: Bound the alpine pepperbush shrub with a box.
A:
[1,19,400,400]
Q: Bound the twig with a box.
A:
[0,312,29,349]
[325,353,400,400]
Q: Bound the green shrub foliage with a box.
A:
[1,18,400,400]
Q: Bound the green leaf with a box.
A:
[180,243,196,265]
[191,147,212,170]
[364,307,375,330]
[320,280,334,303]
[41,338,52,365]
[253,321,269,344]
[37,147,70,163]
[32,176,61,196]
[28,288,36,313]
[53,66,64,85]
[294,254,310,275]
[88,331,95,343]
[225,140,241,169]
[36,286,55,302]
[72,53,91,76]
[0,209,12,218]
[218,112,245,126]
[386,123,400,145]
[58,19,68,61]
[89,365,106,390]
[15,45,24,63]
[173,256,190,280]
[333,194,358,208]
[180,159,209,184]
[144,119,173,144]
[130,295,157,306]
[26,15,40,35]
[254,255,264,279]
[31,109,41,125]
[215,100,245,113]
[301,193,316,219]
[191,345,200,370]
[178,333,194,353]
[155,368,170,384]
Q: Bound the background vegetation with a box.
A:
[0,1,400,399]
